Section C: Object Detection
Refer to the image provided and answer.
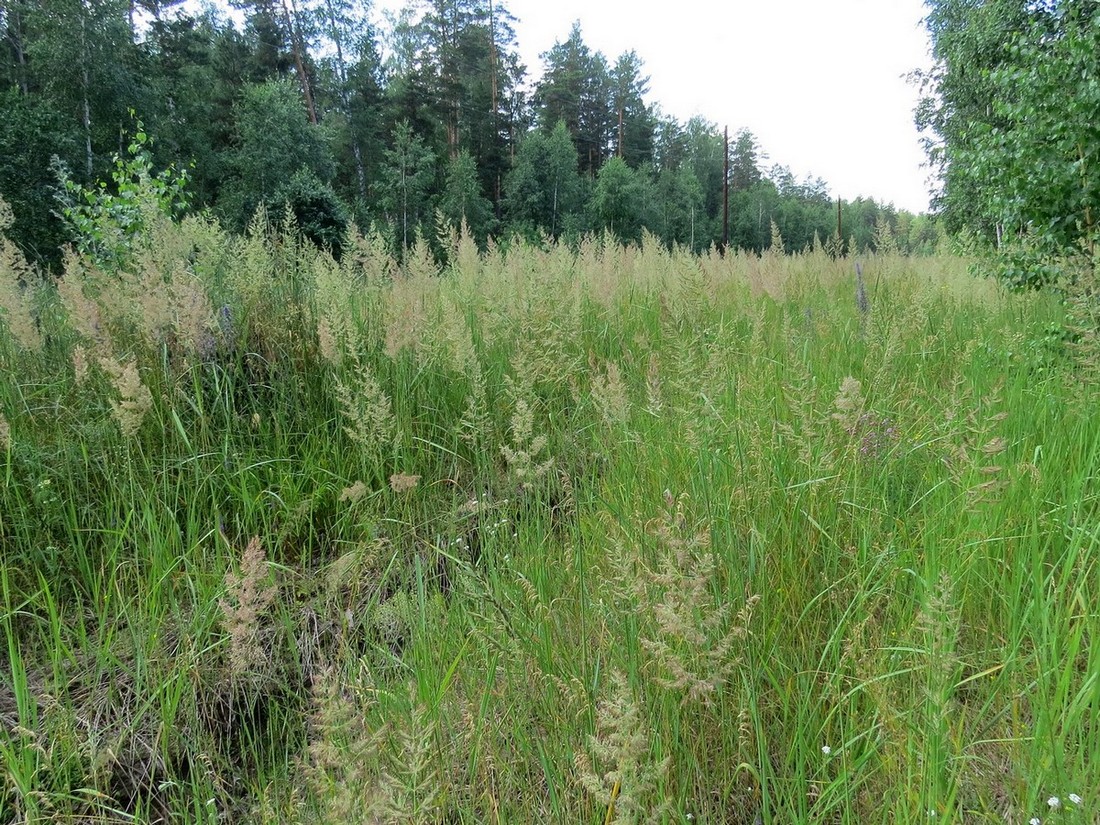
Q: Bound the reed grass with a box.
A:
[0,203,1094,823]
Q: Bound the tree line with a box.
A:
[0,0,935,265]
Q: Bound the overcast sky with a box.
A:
[377,0,937,213]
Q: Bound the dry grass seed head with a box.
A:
[589,354,632,430]
[219,536,277,680]
[334,349,397,455]
[832,375,865,433]
[98,355,153,438]
[72,344,89,385]
[340,480,369,504]
[574,670,671,825]
[501,372,553,489]
[388,473,420,493]
[305,665,388,823]
[58,251,108,348]
[0,215,42,353]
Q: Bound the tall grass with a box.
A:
[0,204,1095,824]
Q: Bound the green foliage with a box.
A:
[0,91,73,263]
[278,168,350,255]
[0,0,937,271]
[380,120,437,250]
[534,22,612,176]
[590,156,653,244]
[54,121,191,267]
[219,79,339,231]
[920,0,1100,284]
[504,121,584,239]
[438,150,494,243]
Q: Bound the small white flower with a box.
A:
[1048,796,1061,809]
[1030,818,1041,825]
[685,815,694,822]
[821,745,831,755]
[1068,793,1082,805]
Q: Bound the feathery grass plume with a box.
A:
[345,223,398,288]
[304,665,388,823]
[314,250,363,366]
[389,473,420,493]
[500,371,553,491]
[574,670,672,825]
[0,412,9,450]
[944,383,1008,505]
[72,344,89,385]
[340,480,369,504]
[383,268,431,360]
[769,219,786,255]
[168,270,216,360]
[334,347,397,456]
[776,355,823,468]
[0,197,42,353]
[447,218,481,278]
[435,297,478,377]
[376,689,442,825]
[458,356,491,449]
[912,571,962,813]
[831,376,865,434]
[317,317,341,366]
[632,493,759,705]
[126,251,176,347]
[98,355,153,438]
[589,355,632,431]
[58,249,110,349]
[873,214,899,256]
[219,536,277,679]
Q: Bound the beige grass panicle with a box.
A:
[305,665,388,824]
[98,355,153,438]
[574,670,672,825]
[832,375,865,433]
[613,493,760,707]
[72,345,89,385]
[334,348,398,455]
[375,687,442,825]
[388,473,420,493]
[219,536,277,679]
[0,413,10,450]
[501,372,553,490]
[0,197,43,353]
[58,249,114,352]
[589,355,632,431]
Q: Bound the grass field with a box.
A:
[1,210,1097,823]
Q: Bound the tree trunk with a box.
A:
[282,0,317,124]
[80,5,93,176]
[5,3,29,94]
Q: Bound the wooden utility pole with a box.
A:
[836,197,843,243]
[722,125,730,254]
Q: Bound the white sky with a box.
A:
[379,0,938,213]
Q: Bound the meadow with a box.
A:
[1,203,1097,823]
